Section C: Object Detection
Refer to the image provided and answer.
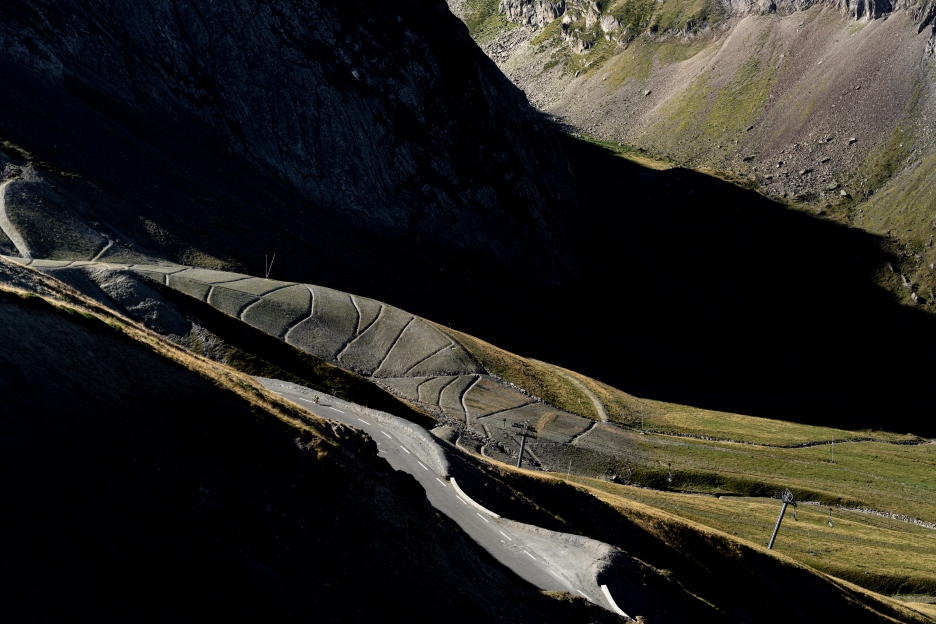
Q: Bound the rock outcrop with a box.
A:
[500,0,925,24]
[500,0,567,25]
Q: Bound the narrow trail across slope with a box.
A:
[542,362,608,422]
[90,239,113,262]
[569,421,598,445]
[0,181,32,259]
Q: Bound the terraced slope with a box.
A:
[4,256,482,392]
[4,256,607,447]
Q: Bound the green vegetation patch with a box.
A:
[462,0,516,45]
[532,15,564,46]
[532,0,720,81]
[854,124,915,200]
[602,432,936,522]
[610,0,657,33]
[858,150,936,313]
[637,399,921,446]
[650,0,717,33]
[647,20,777,153]
[571,478,936,597]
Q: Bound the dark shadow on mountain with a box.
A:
[2,58,935,436]
[492,136,936,436]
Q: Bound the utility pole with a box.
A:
[512,421,534,469]
[638,398,646,434]
[831,433,834,463]
[767,488,797,550]
[265,254,276,279]
[567,459,572,479]
[517,423,529,469]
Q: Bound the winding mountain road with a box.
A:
[262,379,630,619]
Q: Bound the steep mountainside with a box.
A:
[3,258,932,623]
[3,0,936,436]
[452,0,936,295]
[0,0,576,287]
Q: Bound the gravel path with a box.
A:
[551,365,609,422]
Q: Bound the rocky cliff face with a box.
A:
[456,0,936,237]
[502,0,915,21]
[0,0,577,285]
[500,0,567,25]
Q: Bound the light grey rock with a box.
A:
[499,0,567,25]
[599,14,620,32]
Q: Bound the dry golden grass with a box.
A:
[473,457,934,622]
[441,320,921,447]
[438,324,600,421]
[912,603,936,618]
[635,399,920,445]
[540,360,918,447]
[564,474,936,597]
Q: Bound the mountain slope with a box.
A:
[2,259,931,622]
[0,0,576,286]
[454,0,936,289]
[0,269,626,622]
[11,255,934,602]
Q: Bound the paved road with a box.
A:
[271,385,627,617]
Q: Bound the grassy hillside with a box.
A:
[6,241,935,619]
[459,1,936,320]
[570,477,936,597]
[435,298,936,599]
[445,451,935,623]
